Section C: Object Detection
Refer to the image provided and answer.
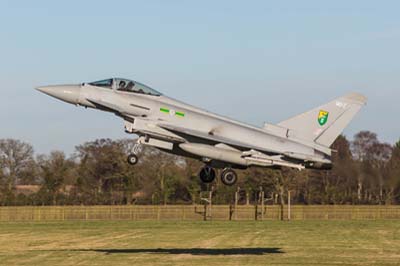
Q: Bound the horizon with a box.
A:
[1,129,395,157]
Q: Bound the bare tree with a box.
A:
[385,140,400,204]
[75,139,127,204]
[0,139,36,191]
[367,142,392,204]
[37,151,75,205]
[352,131,379,202]
[329,135,358,204]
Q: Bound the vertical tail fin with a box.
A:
[277,92,367,147]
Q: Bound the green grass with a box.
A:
[0,220,399,266]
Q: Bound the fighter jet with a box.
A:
[36,78,367,186]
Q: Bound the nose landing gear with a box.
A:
[127,141,143,166]
[127,154,139,165]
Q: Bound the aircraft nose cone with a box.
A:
[36,85,81,105]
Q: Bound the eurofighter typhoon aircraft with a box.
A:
[36,78,367,186]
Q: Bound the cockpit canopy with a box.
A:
[88,78,162,96]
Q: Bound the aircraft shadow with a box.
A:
[77,247,284,256]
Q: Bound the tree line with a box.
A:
[0,131,399,206]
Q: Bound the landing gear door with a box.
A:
[124,120,136,133]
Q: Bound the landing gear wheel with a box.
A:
[127,154,138,165]
[199,166,216,183]
[220,168,238,186]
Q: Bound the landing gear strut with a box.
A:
[220,168,238,186]
[199,166,216,183]
[127,140,143,166]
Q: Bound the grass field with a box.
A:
[0,221,399,266]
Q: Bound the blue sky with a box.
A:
[0,0,399,155]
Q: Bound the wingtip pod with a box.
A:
[344,92,367,105]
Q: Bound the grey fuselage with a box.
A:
[36,79,333,169]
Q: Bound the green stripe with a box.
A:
[160,107,185,118]
[160,107,169,113]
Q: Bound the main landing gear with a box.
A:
[220,168,238,186]
[127,141,142,166]
[199,166,216,183]
[198,166,238,186]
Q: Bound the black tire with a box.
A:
[127,154,138,165]
[199,166,216,183]
[220,169,238,186]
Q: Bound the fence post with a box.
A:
[261,190,265,221]
[234,186,240,221]
[208,187,213,220]
[130,206,133,220]
[288,190,291,221]
[182,205,185,221]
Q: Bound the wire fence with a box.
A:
[1,205,400,222]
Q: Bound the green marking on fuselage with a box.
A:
[160,107,185,117]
